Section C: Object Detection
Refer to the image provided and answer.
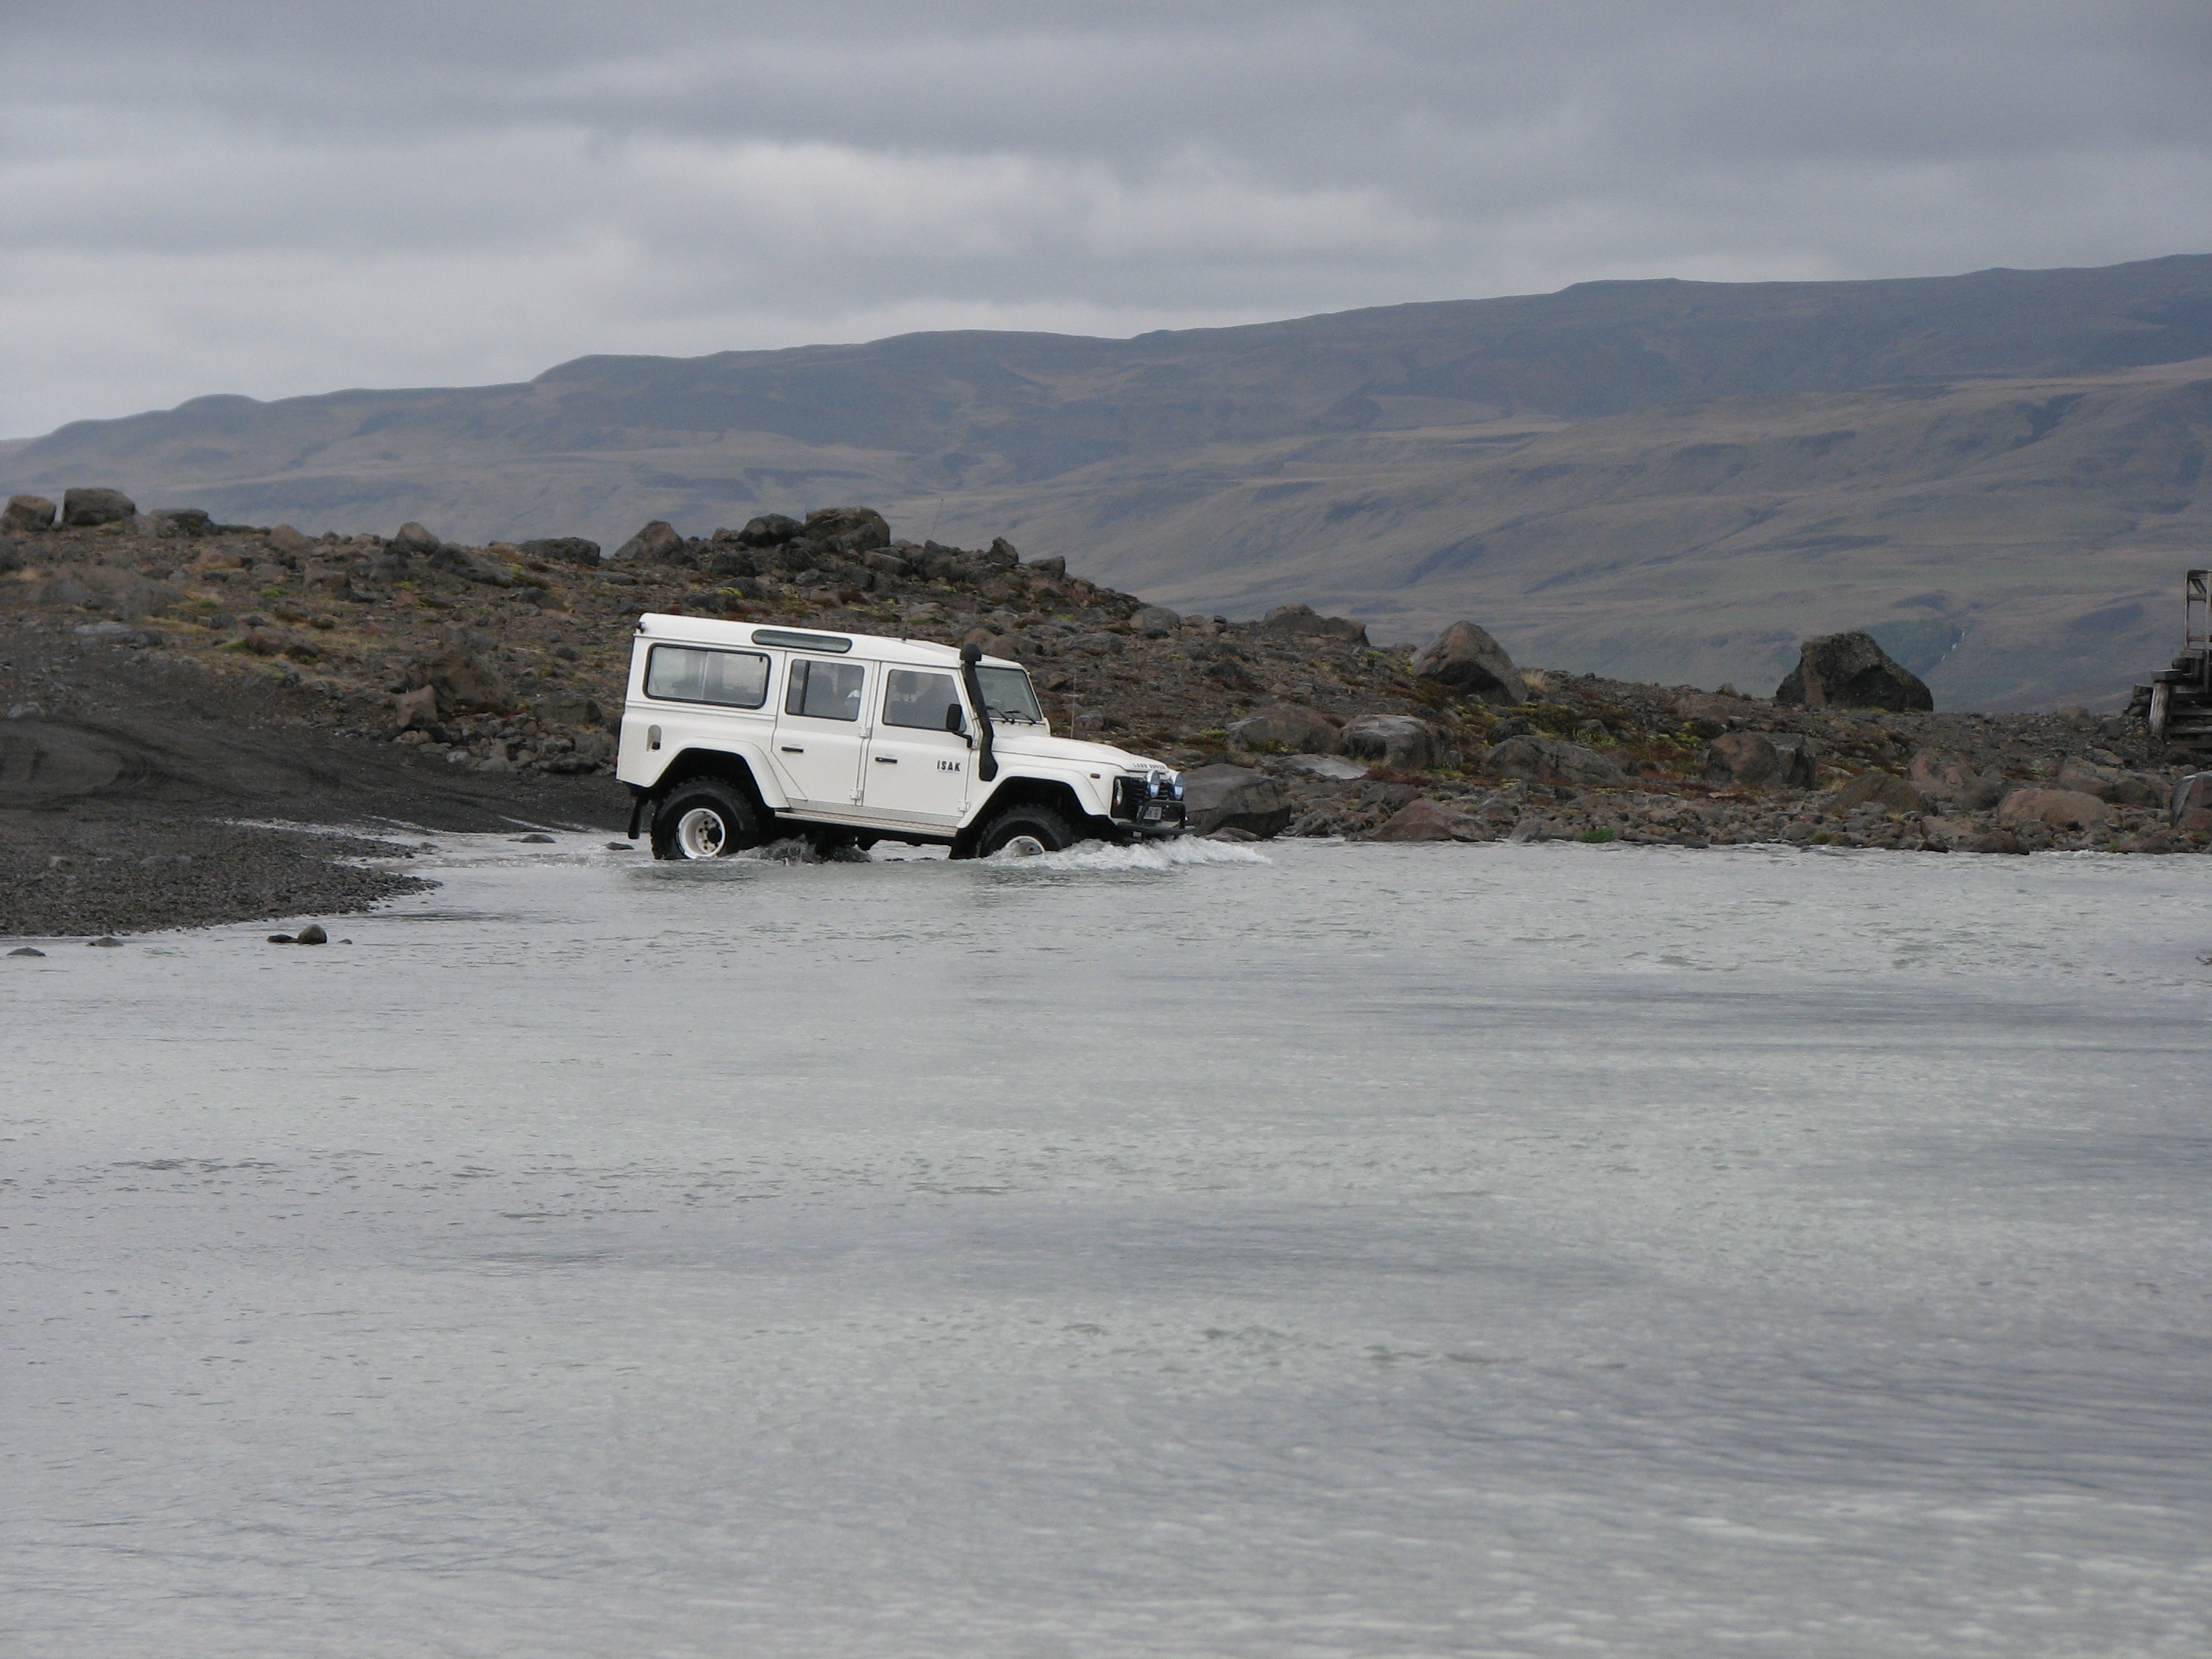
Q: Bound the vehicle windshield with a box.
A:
[975,665,1044,724]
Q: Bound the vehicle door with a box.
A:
[862,667,973,825]
[771,654,871,810]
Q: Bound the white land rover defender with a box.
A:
[615,614,1186,858]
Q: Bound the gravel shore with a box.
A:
[2,628,623,936]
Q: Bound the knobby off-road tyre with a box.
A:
[973,802,1080,857]
[652,779,763,860]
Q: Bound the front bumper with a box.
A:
[1111,774,1186,833]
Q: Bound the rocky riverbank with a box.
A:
[5,486,2209,935]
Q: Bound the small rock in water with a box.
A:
[87,936,123,947]
[266,933,296,944]
[515,833,555,844]
[605,841,635,851]
[9,947,46,958]
[295,923,329,945]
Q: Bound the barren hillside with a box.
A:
[9,255,2211,708]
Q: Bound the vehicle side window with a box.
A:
[645,646,770,709]
[785,657,867,721]
[881,669,962,731]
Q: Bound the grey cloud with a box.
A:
[4,2,2209,436]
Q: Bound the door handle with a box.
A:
[780,745,804,753]
[873,756,898,764]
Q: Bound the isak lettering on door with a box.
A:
[863,668,972,823]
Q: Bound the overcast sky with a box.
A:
[5,1,2208,437]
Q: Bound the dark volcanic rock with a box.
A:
[2,495,56,533]
[1181,764,1292,837]
[1229,705,1339,754]
[150,507,217,539]
[1368,798,1485,841]
[1774,632,1933,712]
[419,643,511,713]
[61,488,137,528]
[528,690,602,727]
[2052,756,2161,806]
[2173,773,2212,826]
[732,514,803,547]
[1412,621,1527,705]
[1339,714,1440,770]
[1489,735,1627,786]
[425,543,517,586]
[1830,771,1924,814]
[1132,605,1181,636]
[613,520,685,563]
[804,507,891,554]
[389,521,444,556]
[1996,787,2111,830]
[1255,603,1368,645]
[521,536,602,566]
[1704,730,1814,787]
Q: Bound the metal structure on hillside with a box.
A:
[2133,568,2212,749]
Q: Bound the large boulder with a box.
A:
[1997,787,2110,830]
[1339,713,1441,770]
[1706,731,1815,788]
[2169,773,2212,827]
[390,684,439,732]
[1254,602,1368,645]
[731,513,803,548]
[1131,604,1181,636]
[1228,705,1339,754]
[1368,798,1485,842]
[612,520,685,562]
[528,690,602,727]
[1283,753,1368,780]
[1412,621,1527,705]
[1487,735,1626,787]
[2053,756,2162,807]
[419,643,511,713]
[1774,632,1933,712]
[389,521,444,556]
[803,507,892,553]
[2,495,56,532]
[1181,764,1293,837]
[61,487,137,528]
[430,544,518,587]
[1905,748,1977,797]
[1704,731,1784,787]
[1830,771,1923,814]
[520,536,602,566]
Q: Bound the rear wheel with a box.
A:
[651,780,762,860]
[974,802,1080,857]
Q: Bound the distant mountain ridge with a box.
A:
[11,255,2212,708]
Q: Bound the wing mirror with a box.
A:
[945,704,972,742]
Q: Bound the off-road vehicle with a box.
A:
[615,615,1186,858]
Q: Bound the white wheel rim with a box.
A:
[1002,833,1047,858]
[675,808,727,858]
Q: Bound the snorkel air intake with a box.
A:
[958,642,999,782]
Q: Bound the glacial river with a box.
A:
[5,837,2210,1657]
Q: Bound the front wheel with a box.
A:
[651,780,762,860]
[973,802,1080,857]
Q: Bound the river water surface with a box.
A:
[5,837,2210,1656]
